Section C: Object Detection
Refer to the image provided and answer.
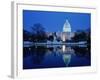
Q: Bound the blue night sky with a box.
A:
[23,10,91,32]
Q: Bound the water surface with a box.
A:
[23,44,91,69]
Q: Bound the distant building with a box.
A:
[61,19,72,41]
[46,19,74,42]
[63,19,71,32]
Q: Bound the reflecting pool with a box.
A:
[23,44,91,69]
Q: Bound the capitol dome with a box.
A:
[63,19,71,32]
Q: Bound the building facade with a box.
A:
[61,19,72,42]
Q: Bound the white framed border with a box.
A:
[11,1,97,78]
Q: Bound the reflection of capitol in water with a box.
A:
[62,45,74,66]
[47,45,74,54]
[63,54,71,66]
[62,45,74,53]
[46,45,75,66]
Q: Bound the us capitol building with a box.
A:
[46,19,74,42]
[58,19,74,42]
[61,19,72,41]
